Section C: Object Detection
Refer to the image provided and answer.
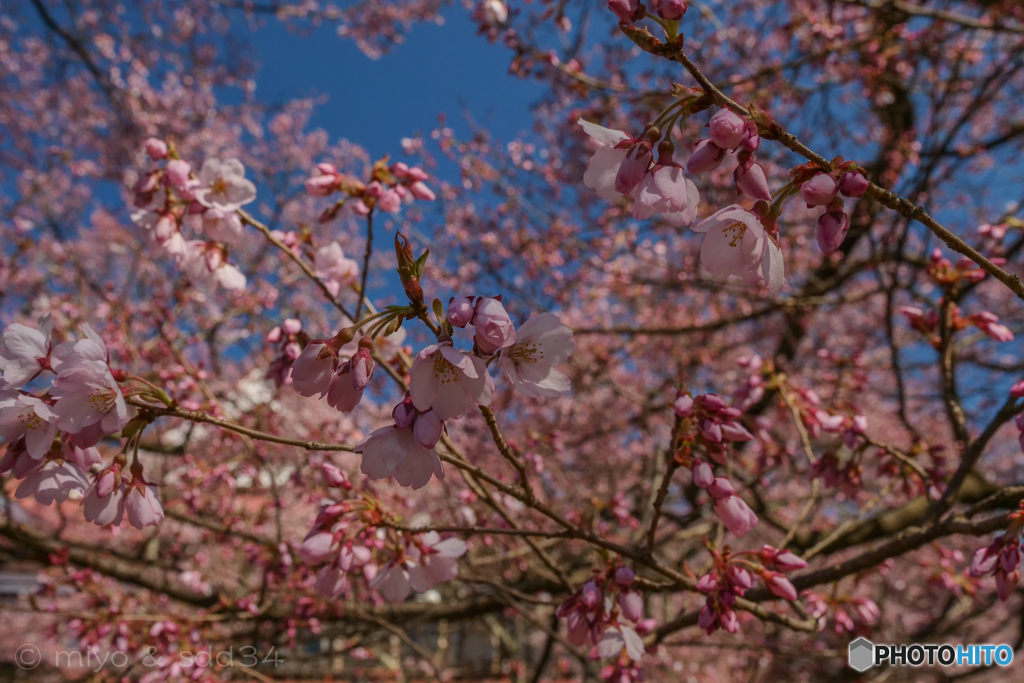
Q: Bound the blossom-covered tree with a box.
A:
[2,1,1024,681]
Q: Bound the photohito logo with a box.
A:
[848,637,1013,670]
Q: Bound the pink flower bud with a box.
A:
[348,343,375,391]
[686,139,726,174]
[281,318,302,335]
[673,394,694,417]
[378,189,402,213]
[393,395,417,430]
[581,580,601,607]
[614,566,636,585]
[721,421,753,441]
[413,410,444,449]
[698,605,715,630]
[695,573,717,593]
[305,174,337,197]
[707,477,735,499]
[708,109,746,151]
[316,162,337,175]
[765,572,798,601]
[364,181,383,198]
[734,162,772,202]
[608,0,640,23]
[698,418,722,443]
[409,181,436,201]
[165,159,192,190]
[447,297,475,328]
[266,326,283,343]
[144,138,168,160]
[405,167,429,182]
[815,209,850,255]
[996,569,1019,601]
[800,174,838,207]
[299,531,338,565]
[472,297,517,354]
[618,589,644,622]
[720,609,739,632]
[692,461,714,488]
[651,0,687,20]
[773,551,808,572]
[839,171,869,198]
[728,565,752,590]
[713,494,759,536]
[322,463,349,488]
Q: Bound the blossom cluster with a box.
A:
[298,469,467,602]
[969,507,1024,601]
[131,139,256,291]
[696,544,807,634]
[0,319,164,529]
[556,567,653,670]
[305,157,436,222]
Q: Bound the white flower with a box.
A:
[0,318,53,388]
[409,342,493,421]
[691,205,785,293]
[407,531,467,589]
[356,426,444,490]
[179,240,247,291]
[632,166,700,226]
[192,158,257,212]
[14,459,89,505]
[499,313,575,398]
[201,208,245,245]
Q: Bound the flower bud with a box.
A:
[838,171,869,198]
[144,138,168,160]
[614,144,651,194]
[734,162,772,202]
[322,462,350,489]
[707,477,735,499]
[673,394,694,417]
[618,589,644,622]
[614,566,636,585]
[165,159,192,190]
[447,297,475,328]
[708,109,746,151]
[686,139,726,174]
[651,0,687,20]
[692,461,714,488]
[800,173,838,207]
[815,209,850,255]
[413,410,444,449]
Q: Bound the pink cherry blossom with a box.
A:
[692,205,784,292]
[447,296,475,327]
[733,162,772,202]
[291,342,335,398]
[631,165,700,226]
[51,360,128,437]
[314,242,359,296]
[356,425,445,489]
[0,318,53,388]
[480,0,509,24]
[410,341,493,420]
[499,313,575,398]
[144,138,168,160]
[597,624,645,661]
[192,158,257,211]
[713,494,760,536]
[651,0,687,20]
[0,392,58,459]
[839,171,869,197]
[200,208,245,244]
[14,459,89,505]
[82,471,126,527]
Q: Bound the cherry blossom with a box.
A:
[0,318,53,388]
[410,341,493,420]
[691,205,785,292]
[313,242,360,296]
[499,313,575,398]
[192,158,257,212]
[357,425,445,489]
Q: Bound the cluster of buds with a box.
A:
[131,139,254,291]
[696,544,807,634]
[264,318,307,387]
[789,160,868,255]
[900,301,1013,348]
[673,391,753,463]
[305,157,435,223]
[446,295,517,355]
[687,109,766,199]
[290,330,375,414]
[925,247,992,287]
[969,505,1024,600]
[610,1,686,24]
[556,567,650,664]
[805,591,881,633]
[298,498,376,599]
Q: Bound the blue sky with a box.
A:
[251,8,544,159]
